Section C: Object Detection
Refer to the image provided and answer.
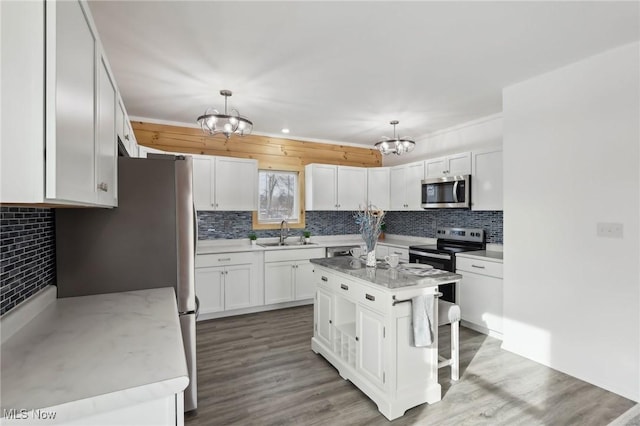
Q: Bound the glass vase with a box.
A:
[366,249,377,267]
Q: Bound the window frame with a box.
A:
[252,164,306,230]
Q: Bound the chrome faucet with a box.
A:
[279,220,289,245]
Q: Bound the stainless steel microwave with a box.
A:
[421,175,471,209]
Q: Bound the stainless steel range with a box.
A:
[409,227,486,302]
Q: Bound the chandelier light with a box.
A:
[197,90,253,139]
[375,120,415,156]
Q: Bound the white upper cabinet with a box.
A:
[337,166,368,210]
[425,152,471,178]
[305,164,367,211]
[367,168,390,211]
[1,0,120,207]
[471,147,503,211]
[96,54,117,207]
[116,96,139,157]
[389,161,424,210]
[305,164,337,210]
[193,155,258,211]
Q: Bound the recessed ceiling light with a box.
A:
[281,128,290,134]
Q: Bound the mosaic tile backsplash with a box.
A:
[197,210,503,244]
[1,207,56,316]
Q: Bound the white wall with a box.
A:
[382,114,502,167]
[502,42,639,401]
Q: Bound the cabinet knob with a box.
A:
[97,182,108,192]
[125,134,130,141]
[329,320,332,324]
[355,336,359,342]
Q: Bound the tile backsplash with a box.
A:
[0,207,56,316]
[197,210,503,244]
[384,210,503,243]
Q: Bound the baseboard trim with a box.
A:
[608,404,639,426]
[197,299,313,321]
[1,285,57,344]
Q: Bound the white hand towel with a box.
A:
[412,294,434,347]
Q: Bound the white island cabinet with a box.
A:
[0,287,189,426]
[310,257,462,420]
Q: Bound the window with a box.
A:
[257,170,299,223]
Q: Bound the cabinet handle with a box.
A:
[365,294,375,301]
[218,258,231,262]
[340,284,348,291]
[471,264,486,269]
[393,251,402,255]
[97,182,108,192]
[321,276,328,282]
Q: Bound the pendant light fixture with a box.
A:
[375,120,415,156]
[197,90,253,139]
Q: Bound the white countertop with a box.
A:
[1,287,189,422]
[456,250,504,263]
[196,234,437,255]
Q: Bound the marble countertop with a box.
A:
[1,287,189,421]
[310,257,461,290]
[456,250,504,263]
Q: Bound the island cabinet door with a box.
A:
[315,287,333,348]
[356,305,386,390]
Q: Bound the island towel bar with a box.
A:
[392,292,443,306]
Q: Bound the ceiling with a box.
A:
[88,1,639,148]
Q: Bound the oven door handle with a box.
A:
[409,250,451,260]
[453,180,459,203]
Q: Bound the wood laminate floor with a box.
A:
[185,306,635,426]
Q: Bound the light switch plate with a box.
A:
[597,222,623,239]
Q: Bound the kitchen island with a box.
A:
[1,287,189,425]
[310,257,461,420]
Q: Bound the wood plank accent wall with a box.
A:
[132,121,382,169]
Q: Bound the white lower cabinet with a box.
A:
[312,268,442,420]
[315,286,334,348]
[61,393,182,426]
[456,255,503,338]
[357,305,386,390]
[264,248,326,304]
[375,244,409,263]
[195,251,263,317]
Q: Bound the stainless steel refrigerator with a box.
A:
[56,155,198,412]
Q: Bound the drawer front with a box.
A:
[265,247,326,262]
[332,276,358,302]
[377,244,409,261]
[316,269,334,291]
[356,285,388,314]
[387,246,409,261]
[196,251,261,268]
[456,256,503,278]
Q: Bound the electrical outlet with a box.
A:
[597,222,623,239]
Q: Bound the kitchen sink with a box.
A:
[259,241,318,247]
